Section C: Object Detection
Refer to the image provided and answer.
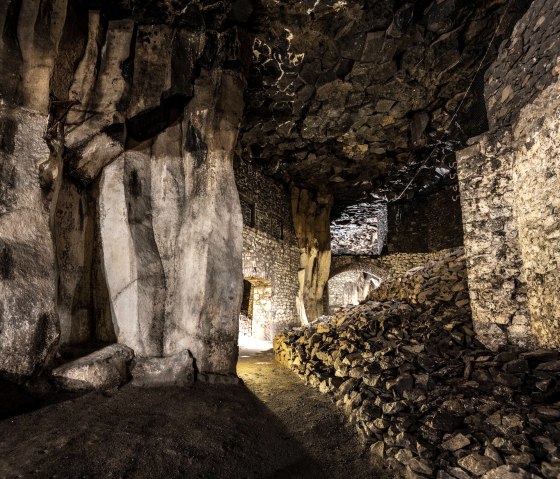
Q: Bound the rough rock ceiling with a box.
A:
[240,0,531,208]
[77,0,529,212]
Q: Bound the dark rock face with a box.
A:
[240,0,531,207]
[275,249,560,479]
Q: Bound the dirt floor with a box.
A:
[0,344,391,479]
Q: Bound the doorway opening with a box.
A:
[239,276,273,341]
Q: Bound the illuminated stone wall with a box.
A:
[235,159,300,340]
[457,0,560,350]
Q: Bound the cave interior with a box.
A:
[1,0,560,478]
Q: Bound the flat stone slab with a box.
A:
[52,344,134,392]
[131,350,194,387]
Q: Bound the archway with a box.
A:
[327,270,381,314]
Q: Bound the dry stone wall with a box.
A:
[512,80,560,349]
[331,249,457,282]
[457,0,560,351]
[386,186,464,254]
[235,159,300,340]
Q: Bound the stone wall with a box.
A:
[235,159,300,340]
[457,0,560,351]
[330,249,456,282]
[485,0,560,130]
[385,185,464,254]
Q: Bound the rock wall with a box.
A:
[235,158,300,339]
[328,271,379,313]
[0,0,69,378]
[386,186,464,254]
[457,0,560,351]
[0,1,253,379]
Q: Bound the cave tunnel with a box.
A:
[1,0,560,477]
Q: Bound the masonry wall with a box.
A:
[386,185,464,254]
[457,0,560,351]
[331,249,457,281]
[235,158,300,339]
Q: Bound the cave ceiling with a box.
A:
[241,0,531,212]
[78,0,529,214]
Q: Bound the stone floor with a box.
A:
[0,344,390,479]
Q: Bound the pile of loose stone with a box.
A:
[274,248,560,479]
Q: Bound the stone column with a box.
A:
[0,0,68,378]
[291,187,333,324]
[165,68,246,375]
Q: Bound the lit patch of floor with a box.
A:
[238,336,273,358]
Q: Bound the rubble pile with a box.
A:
[274,249,560,479]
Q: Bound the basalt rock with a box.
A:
[275,249,560,479]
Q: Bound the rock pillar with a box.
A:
[166,68,245,375]
[291,187,333,324]
[0,0,68,378]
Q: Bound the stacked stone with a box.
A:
[366,249,469,308]
[274,248,560,479]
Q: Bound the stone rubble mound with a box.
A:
[274,248,560,479]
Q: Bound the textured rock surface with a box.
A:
[331,201,388,255]
[0,0,69,379]
[485,0,560,130]
[275,249,560,479]
[131,350,194,387]
[240,0,530,205]
[512,78,560,349]
[0,109,60,379]
[330,249,457,283]
[165,67,246,375]
[457,0,560,351]
[52,344,134,391]
[292,187,333,324]
[0,0,253,379]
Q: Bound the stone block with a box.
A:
[52,344,134,392]
[131,350,194,387]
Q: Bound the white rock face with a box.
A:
[52,344,134,391]
[166,69,245,375]
[97,73,245,373]
[98,156,143,354]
